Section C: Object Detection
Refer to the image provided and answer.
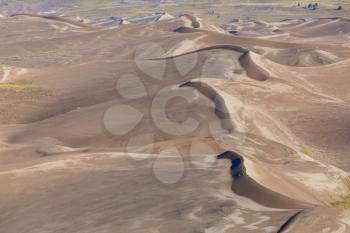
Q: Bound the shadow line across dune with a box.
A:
[149,44,271,81]
[180,81,235,133]
[217,150,313,232]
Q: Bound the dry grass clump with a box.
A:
[301,145,313,157]
[332,177,350,209]
[0,80,51,97]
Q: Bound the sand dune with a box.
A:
[11,13,96,29]
[180,81,235,132]
[180,14,201,28]
[0,14,350,233]
[231,176,310,209]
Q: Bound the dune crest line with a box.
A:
[148,44,271,81]
[180,80,235,133]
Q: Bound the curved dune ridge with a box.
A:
[0,13,350,233]
[148,45,271,81]
[180,81,235,132]
[218,152,310,210]
[173,29,350,67]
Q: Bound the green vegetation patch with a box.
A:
[301,145,313,157]
[332,177,350,209]
[0,80,52,97]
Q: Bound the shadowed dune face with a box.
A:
[0,14,350,233]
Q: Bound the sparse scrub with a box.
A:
[332,177,350,209]
[301,145,313,157]
[0,80,52,97]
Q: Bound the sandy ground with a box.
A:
[0,13,350,232]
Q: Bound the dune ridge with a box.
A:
[180,81,235,133]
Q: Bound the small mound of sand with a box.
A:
[158,12,174,21]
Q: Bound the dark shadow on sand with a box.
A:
[218,151,311,209]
